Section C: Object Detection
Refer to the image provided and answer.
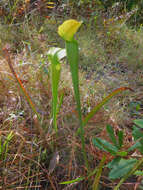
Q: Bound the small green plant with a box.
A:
[92,122,143,189]
[2,18,136,188]
[57,20,132,170]
[53,20,133,188]
[58,19,89,168]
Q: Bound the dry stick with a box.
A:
[3,47,48,148]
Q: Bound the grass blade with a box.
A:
[59,177,85,185]
[93,155,106,190]
[83,87,133,126]
[59,167,98,185]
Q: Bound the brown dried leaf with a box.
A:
[48,151,60,174]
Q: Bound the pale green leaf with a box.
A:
[109,158,137,179]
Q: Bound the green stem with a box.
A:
[93,156,106,190]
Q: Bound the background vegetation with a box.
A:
[0,0,143,189]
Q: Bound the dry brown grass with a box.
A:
[0,51,122,189]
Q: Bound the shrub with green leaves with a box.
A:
[92,123,143,180]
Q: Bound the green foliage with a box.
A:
[58,20,131,170]
[92,125,125,156]
[1,0,143,188]
[92,155,106,189]
[131,119,143,154]
[114,158,143,190]
[108,158,137,179]
[0,0,24,24]
[98,0,139,11]
[134,119,143,128]
[65,38,88,169]
[118,130,124,149]
[59,167,98,185]
[92,124,143,180]
[134,170,143,176]
[0,131,14,160]
[106,124,118,148]
[92,137,119,155]
[59,177,85,184]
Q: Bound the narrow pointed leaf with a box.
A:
[59,167,97,185]
[117,130,124,148]
[83,87,133,126]
[106,125,118,148]
[92,137,118,155]
[59,177,85,184]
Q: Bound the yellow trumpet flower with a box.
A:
[58,19,82,42]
